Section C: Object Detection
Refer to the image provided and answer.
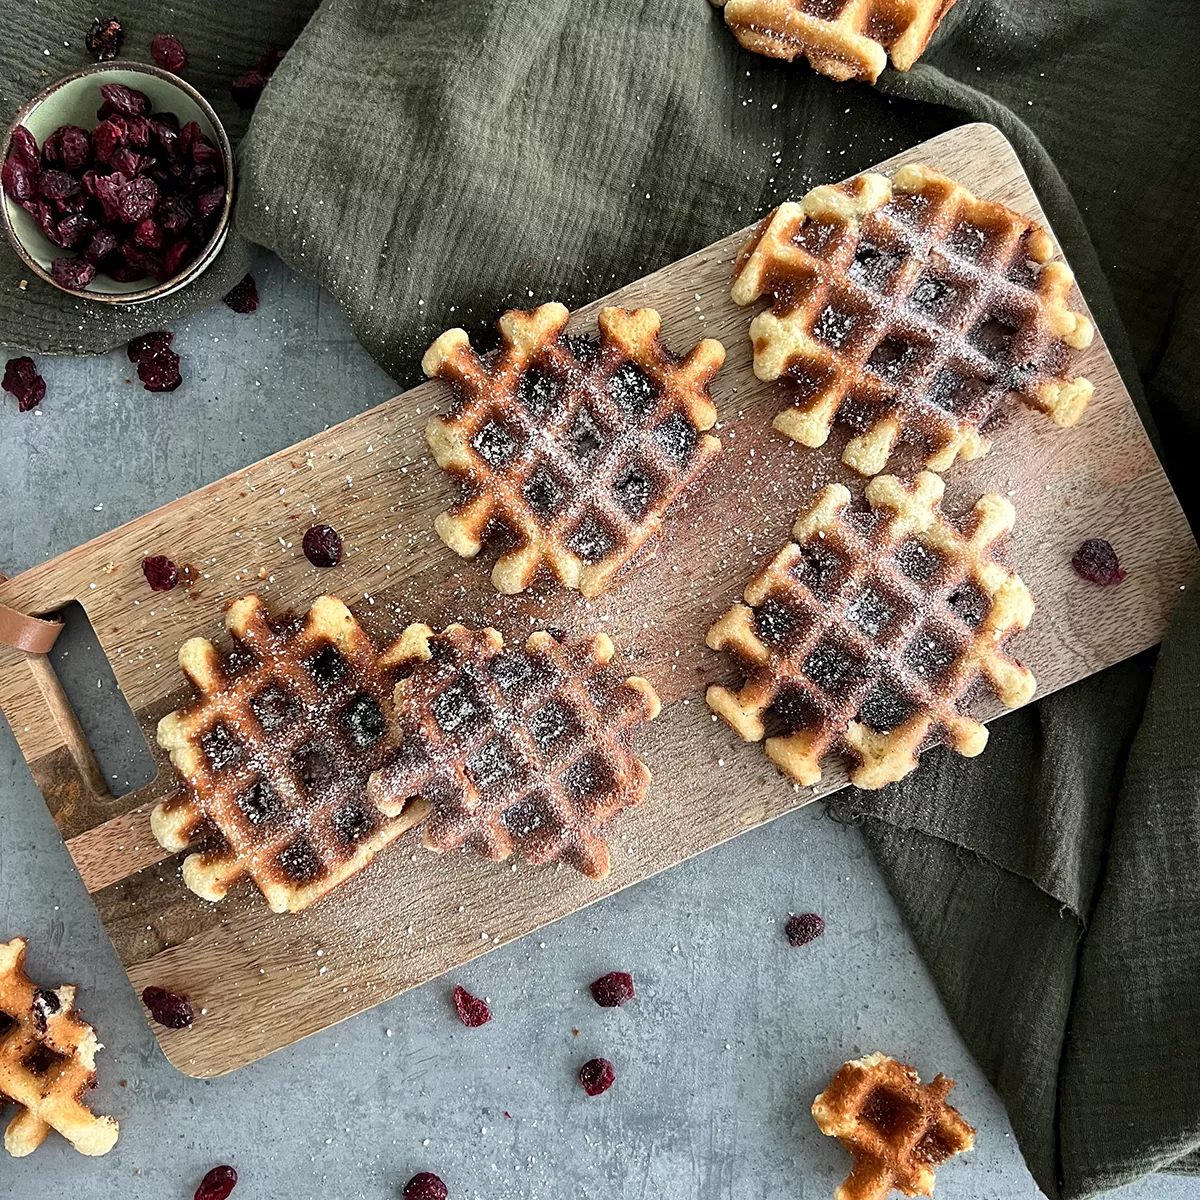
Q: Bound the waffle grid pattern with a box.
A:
[812,1052,975,1200]
[732,164,1094,476]
[368,624,661,880]
[153,595,426,913]
[423,303,724,597]
[0,938,118,1158]
[706,471,1035,789]
[713,0,959,82]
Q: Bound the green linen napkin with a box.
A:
[4,2,1199,1195]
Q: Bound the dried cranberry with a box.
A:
[142,555,179,591]
[55,126,91,171]
[23,199,59,244]
[2,156,37,203]
[40,130,63,169]
[100,82,151,118]
[133,217,163,249]
[138,349,183,392]
[151,33,188,73]
[55,214,98,249]
[128,330,174,362]
[118,175,158,222]
[89,170,126,221]
[38,169,80,202]
[194,1165,237,1200]
[452,985,491,1028]
[159,238,193,280]
[785,912,825,947]
[84,227,120,264]
[9,125,40,170]
[109,146,144,179]
[51,257,97,290]
[231,69,269,110]
[86,16,124,61]
[302,524,343,568]
[191,137,221,167]
[223,275,259,313]
[579,1058,615,1096]
[141,984,192,1026]
[195,186,225,219]
[125,115,152,149]
[159,195,193,232]
[107,257,146,283]
[1072,538,1126,586]
[2,357,46,412]
[91,117,127,165]
[150,116,181,156]
[590,971,635,1008]
[402,1173,448,1200]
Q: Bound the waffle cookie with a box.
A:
[732,164,1094,476]
[712,0,958,83]
[423,303,724,597]
[706,471,1035,789]
[812,1052,975,1200]
[367,624,660,879]
[0,938,118,1158]
[154,595,429,913]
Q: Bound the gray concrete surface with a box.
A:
[1,252,1194,1199]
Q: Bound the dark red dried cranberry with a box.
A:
[38,169,80,202]
[86,17,124,61]
[9,125,40,169]
[231,69,269,109]
[159,238,193,280]
[125,115,152,149]
[141,984,193,1026]
[84,227,120,264]
[223,274,259,313]
[142,555,179,591]
[2,156,37,203]
[55,214,98,249]
[191,136,221,167]
[590,971,635,1008]
[195,186,225,219]
[40,129,63,168]
[128,330,174,362]
[158,195,193,232]
[151,33,188,73]
[402,1173,448,1200]
[303,524,343,568]
[785,912,825,947]
[91,117,127,165]
[51,256,97,290]
[118,175,158,222]
[579,1058,615,1096]
[194,1165,237,1200]
[100,82,151,118]
[2,357,46,412]
[138,348,183,392]
[1072,538,1126,586]
[55,126,91,171]
[109,146,143,178]
[452,985,491,1028]
[89,169,127,221]
[133,217,164,249]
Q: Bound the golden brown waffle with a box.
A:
[367,624,660,879]
[706,471,1035,789]
[0,938,118,1158]
[712,0,958,83]
[423,303,724,597]
[812,1052,975,1200]
[732,164,1094,476]
[154,595,429,913]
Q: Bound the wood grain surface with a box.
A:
[0,123,1194,1077]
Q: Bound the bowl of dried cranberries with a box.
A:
[1,60,233,303]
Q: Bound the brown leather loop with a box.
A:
[0,602,63,654]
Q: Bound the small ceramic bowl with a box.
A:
[1,61,234,304]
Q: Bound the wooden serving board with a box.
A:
[0,124,1194,1077]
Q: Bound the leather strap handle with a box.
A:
[0,603,63,653]
[0,572,63,655]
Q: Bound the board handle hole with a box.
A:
[47,602,158,799]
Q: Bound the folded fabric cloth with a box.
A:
[4,2,1199,1195]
